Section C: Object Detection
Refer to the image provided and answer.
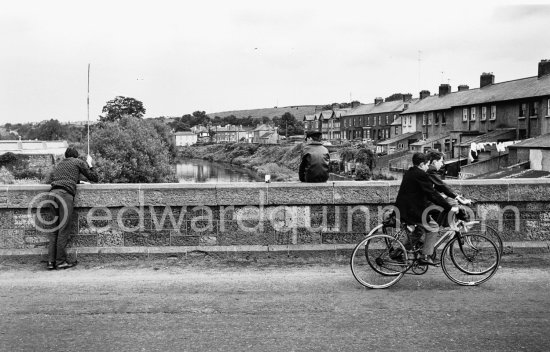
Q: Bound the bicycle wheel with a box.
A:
[441,234,500,286]
[350,233,408,289]
[464,222,504,256]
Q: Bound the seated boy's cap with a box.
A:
[306,131,322,138]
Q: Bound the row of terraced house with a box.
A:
[304,59,550,177]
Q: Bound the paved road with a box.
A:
[1,253,549,352]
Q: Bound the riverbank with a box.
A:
[177,143,302,181]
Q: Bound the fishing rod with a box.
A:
[87,63,90,155]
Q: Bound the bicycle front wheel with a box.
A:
[441,233,500,286]
[350,233,408,289]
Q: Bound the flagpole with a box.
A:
[87,63,90,155]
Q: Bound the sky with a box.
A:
[1,0,550,124]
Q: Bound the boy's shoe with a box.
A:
[418,255,440,266]
[389,248,405,263]
[56,261,77,270]
[46,262,56,270]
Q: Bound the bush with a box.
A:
[90,117,177,183]
[355,164,372,181]
[0,166,15,184]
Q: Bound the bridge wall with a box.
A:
[1,180,550,255]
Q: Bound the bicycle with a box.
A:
[350,209,501,289]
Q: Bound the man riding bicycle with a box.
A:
[394,152,454,265]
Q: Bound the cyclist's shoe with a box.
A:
[418,255,439,266]
[56,261,77,270]
[46,262,55,270]
[389,248,405,263]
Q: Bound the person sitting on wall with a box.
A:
[44,147,98,270]
[299,131,330,183]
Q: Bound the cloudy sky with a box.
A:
[1,0,550,124]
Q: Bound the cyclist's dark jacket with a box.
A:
[395,166,452,224]
[299,142,330,183]
[48,157,99,196]
[427,165,457,199]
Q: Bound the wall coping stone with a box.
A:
[2,179,550,208]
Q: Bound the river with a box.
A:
[176,159,351,183]
[176,159,262,183]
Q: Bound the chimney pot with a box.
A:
[402,93,412,102]
[480,72,494,88]
[538,59,550,78]
[458,84,469,92]
[438,84,451,97]
[374,97,383,105]
[419,90,430,100]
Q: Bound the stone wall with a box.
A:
[1,180,550,255]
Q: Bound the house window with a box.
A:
[462,108,468,122]
[423,113,427,125]
[548,99,550,116]
[408,116,412,126]
[435,112,440,124]
[378,116,381,125]
[441,112,446,125]
[490,105,496,120]
[530,102,539,117]
[519,103,527,118]
[481,106,487,121]
[470,107,476,121]
[366,130,371,139]
[393,114,397,121]
[394,126,398,134]
[428,112,433,125]
[385,115,389,124]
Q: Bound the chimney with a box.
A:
[458,84,469,92]
[419,90,430,99]
[538,59,550,78]
[402,93,412,102]
[331,103,340,110]
[351,101,360,108]
[438,84,451,97]
[480,72,494,88]
[374,97,383,105]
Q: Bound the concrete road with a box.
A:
[0,253,549,352]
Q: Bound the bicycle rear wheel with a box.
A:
[350,233,408,289]
[441,233,500,286]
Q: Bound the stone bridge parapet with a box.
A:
[1,179,550,255]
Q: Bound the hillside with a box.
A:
[207,105,320,119]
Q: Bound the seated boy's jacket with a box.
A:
[427,166,456,199]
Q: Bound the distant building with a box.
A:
[173,131,198,146]
[0,140,68,156]
[252,124,279,143]
[508,133,550,171]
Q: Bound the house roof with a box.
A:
[376,131,422,145]
[404,74,550,114]
[260,132,275,138]
[410,134,450,147]
[174,131,196,136]
[303,114,315,121]
[346,99,418,117]
[458,128,516,147]
[254,124,273,131]
[472,168,550,179]
[334,108,351,117]
[390,117,402,126]
[321,110,334,120]
[508,133,550,149]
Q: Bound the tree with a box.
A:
[100,96,146,122]
[275,112,304,136]
[90,117,176,183]
[30,119,67,140]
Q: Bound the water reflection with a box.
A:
[176,159,261,183]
